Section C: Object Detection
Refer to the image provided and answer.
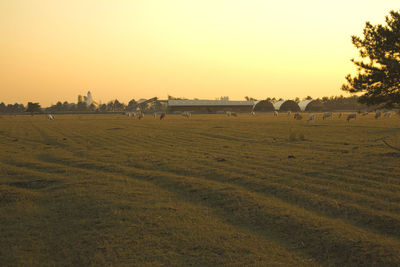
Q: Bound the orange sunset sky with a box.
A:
[0,1,398,106]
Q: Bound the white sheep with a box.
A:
[346,113,356,122]
[182,111,191,118]
[384,111,392,118]
[46,114,55,120]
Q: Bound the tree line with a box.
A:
[0,99,167,114]
[0,95,378,114]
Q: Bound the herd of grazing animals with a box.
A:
[43,109,397,123]
[120,110,397,123]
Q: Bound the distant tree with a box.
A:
[62,101,70,111]
[113,99,125,111]
[6,104,14,112]
[305,96,313,100]
[149,101,163,112]
[9,103,25,112]
[77,101,87,111]
[106,101,114,111]
[55,101,63,111]
[342,10,400,108]
[99,103,107,112]
[88,103,97,111]
[0,102,6,113]
[126,99,137,111]
[26,102,41,114]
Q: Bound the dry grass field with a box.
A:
[1,113,400,266]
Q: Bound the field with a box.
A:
[1,113,400,266]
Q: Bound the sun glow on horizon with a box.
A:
[0,0,398,106]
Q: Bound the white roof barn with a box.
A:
[167,99,255,113]
[167,99,255,106]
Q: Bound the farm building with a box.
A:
[167,98,254,113]
[273,100,300,112]
[253,100,275,112]
[298,100,323,112]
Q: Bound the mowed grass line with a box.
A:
[1,114,400,265]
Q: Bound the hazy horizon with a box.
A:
[1,1,398,106]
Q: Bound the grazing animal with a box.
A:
[322,112,332,120]
[273,111,278,117]
[160,113,166,120]
[361,112,369,116]
[375,111,381,119]
[231,112,238,117]
[250,111,255,116]
[293,113,303,120]
[182,111,191,118]
[46,114,55,120]
[226,111,231,117]
[346,113,356,122]
[384,111,392,118]
[338,113,342,119]
[307,114,315,122]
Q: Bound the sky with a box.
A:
[0,0,398,106]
